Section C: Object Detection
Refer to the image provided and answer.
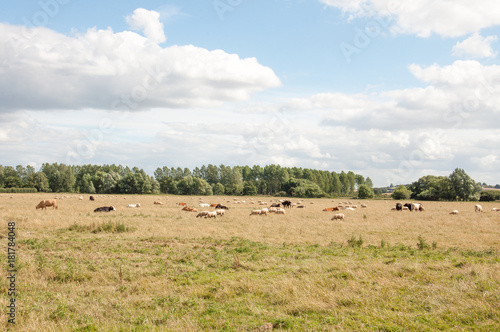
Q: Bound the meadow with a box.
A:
[0,193,499,331]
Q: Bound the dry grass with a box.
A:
[0,193,499,331]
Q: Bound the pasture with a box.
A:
[1,194,499,331]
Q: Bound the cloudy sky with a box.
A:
[1,0,500,187]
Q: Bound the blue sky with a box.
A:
[1,0,500,187]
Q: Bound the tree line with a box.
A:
[391,168,493,202]
[0,163,373,198]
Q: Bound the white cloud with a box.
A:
[126,8,166,44]
[0,12,280,113]
[320,0,500,37]
[452,33,498,58]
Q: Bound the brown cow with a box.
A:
[36,199,58,210]
[323,207,340,212]
[176,202,187,206]
[153,201,164,205]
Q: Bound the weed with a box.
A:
[417,235,431,250]
[347,235,363,248]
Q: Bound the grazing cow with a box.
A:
[282,200,292,208]
[205,211,217,219]
[412,203,423,212]
[250,210,262,216]
[127,203,141,208]
[475,204,483,212]
[94,206,116,212]
[450,210,459,215]
[331,213,345,220]
[35,199,58,210]
[196,211,209,218]
[396,203,402,211]
[216,204,229,210]
[153,201,164,205]
[89,196,95,201]
[176,202,187,206]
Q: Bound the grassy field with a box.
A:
[1,193,499,331]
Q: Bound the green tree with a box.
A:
[212,182,225,195]
[449,168,481,201]
[392,185,412,200]
[357,184,374,199]
[242,181,257,196]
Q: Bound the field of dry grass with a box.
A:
[1,193,499,330]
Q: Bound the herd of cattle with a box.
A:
[33,196,499,221]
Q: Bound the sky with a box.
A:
[1,0,500,187]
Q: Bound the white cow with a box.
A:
[200,203,210,208]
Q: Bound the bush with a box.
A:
[0,187,38,193]
[357,184,374,199]
[479,191,500,202]
[392,185,412,200]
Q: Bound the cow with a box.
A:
[331,213,345,220]
[182,206,194,212]
[323,207,340,212]
[215,204,229,210]
[176,202,187,206]
[395,203,403,211]
[475,204,483,212]
[153,201,164,205]
[210,204,219,207]
[94,206,116,212]
[412,203,423,211]
[89,196,95,201]
[35,199,58,210]
[450,210,459,215]
[200,203,210,208]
